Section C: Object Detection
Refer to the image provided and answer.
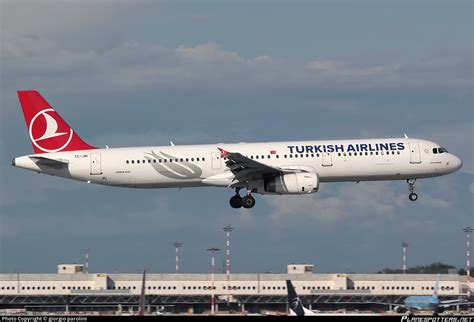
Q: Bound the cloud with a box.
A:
[264,181,452,225]
[2,33,471,95]
[265,182,404,223]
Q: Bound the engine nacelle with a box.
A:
[394,306,406,313]
[257,172,319,195]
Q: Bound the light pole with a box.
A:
[84,248,90,274]
[401,242,408,274]
[174,242,182,273]
[463,227,473,299]
[223,225,233,303]
[207,247,220,315]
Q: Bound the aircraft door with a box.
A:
[322,152,333,167]
[211,152,221,170]
[408,142,422,164]
[90,153,102,175]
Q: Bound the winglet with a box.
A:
[217,147,230,158]
[404,133,409,138]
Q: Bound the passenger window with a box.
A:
[289,155,293,158]
[131,160,135,164]
[300,154,304,158]
[180,158,183,162]
[276,155,279,159]
[348,153,351,156]
[153,159,156,163]
[251,156,254,159]
[268,155,270,159]
[375,152,379,155]
[317,154,320,157]
[295,154,298,158]
[255,156,259,159]
[338,153,341,156]
[261,155,264,159]
[197,158,200,161]
[306,154,309,158]
[433,148,438,154]
[191,158,194,161]
[284,155,287,158]
[148,160,151,163]
[164,159,167,163]
[365,152,368,156]
[311,154,314,157]
[202,158,205,161]
[126,160,129,164]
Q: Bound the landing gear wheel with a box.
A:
[407,179,418,202]
[242,195,256,209]
[229,195,242,208]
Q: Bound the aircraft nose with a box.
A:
[450,155,462,172]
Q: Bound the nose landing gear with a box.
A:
[229,188,255,209]
[407,179,418,201]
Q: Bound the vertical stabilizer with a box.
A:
[138,270,146,316]
[17,90,96,154]
[286,280,316,316]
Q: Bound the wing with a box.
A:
[439,301,474,308]
[217,147,304,186]
[30,156,69,169]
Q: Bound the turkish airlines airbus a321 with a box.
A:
[12,91,462,209]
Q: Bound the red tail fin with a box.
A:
[17,90,96,154]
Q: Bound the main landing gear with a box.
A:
[229,188,255,209]
[407,179,418,201]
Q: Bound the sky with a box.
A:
[0,0,473,275]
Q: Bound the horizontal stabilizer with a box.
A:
[30,156,69,168]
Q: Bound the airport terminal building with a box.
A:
[0,264,471,314]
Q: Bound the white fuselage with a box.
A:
[13,138,462,192]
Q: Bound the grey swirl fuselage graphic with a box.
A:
[145,151,203,180]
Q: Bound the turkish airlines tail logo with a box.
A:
[35,111,68,141]
[17,91,96,154]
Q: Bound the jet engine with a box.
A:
[255,172,319,195]
[393,306,407,313]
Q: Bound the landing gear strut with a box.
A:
[407,179,418,201]
[229,188,255,209]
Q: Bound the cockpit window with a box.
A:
[434,147,448,154]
